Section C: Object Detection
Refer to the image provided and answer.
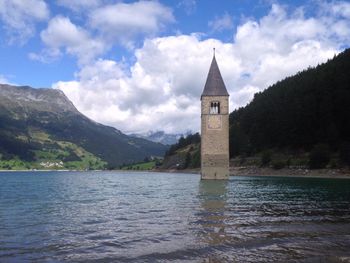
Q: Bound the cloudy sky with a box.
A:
[0,0,350,134]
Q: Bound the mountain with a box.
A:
[161,133,200,170]
[229,48,350,162]
[0,84,167,169]
[131,130,190,145]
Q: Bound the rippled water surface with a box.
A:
[1,171,350,262]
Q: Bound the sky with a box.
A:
[0,0,350,134]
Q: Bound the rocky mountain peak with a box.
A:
[0,84,78,114]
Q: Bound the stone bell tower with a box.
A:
[200,50,230,180]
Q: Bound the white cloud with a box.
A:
[328,1,350,18]
[0,75,13,85]
[318,1,350,44]
[28,48,61,63]
[56,0,102,12]
[89,1,174,47]
[36,16,106,64]
[177,0,196,15]
[232,85,260,108]
[0,0,49,44]
[54,36,227,133]
[32,1,174,63]
[209,13,234,32]
[53,3,349,134]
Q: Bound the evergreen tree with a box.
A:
[229,48,350,158]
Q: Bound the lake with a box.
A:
[0,171,350,262]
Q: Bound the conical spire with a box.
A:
[201,51,229,97]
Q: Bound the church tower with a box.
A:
[201,51,230,180]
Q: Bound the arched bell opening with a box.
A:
[209,101,220,114]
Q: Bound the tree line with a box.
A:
[164,48,350,169]
[165,133,200,157]
[229,48,350,166]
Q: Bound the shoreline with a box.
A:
[1,167,350,179]
[153,168,200,174]
[230,166,350,179]
[155,166,350,179]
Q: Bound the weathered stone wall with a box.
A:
[201,96,229,179]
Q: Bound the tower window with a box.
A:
[209,101,220,114]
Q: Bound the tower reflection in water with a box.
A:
[197,180,230,248]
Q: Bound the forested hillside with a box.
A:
[161,133,200,170]
[164,48,350,170]
[229,48,350,166]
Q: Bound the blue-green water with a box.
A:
[0,172,350,262]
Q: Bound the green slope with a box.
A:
[0,84,167,169]
[161,133,201,170]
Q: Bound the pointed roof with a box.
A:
[201,54,229,97]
